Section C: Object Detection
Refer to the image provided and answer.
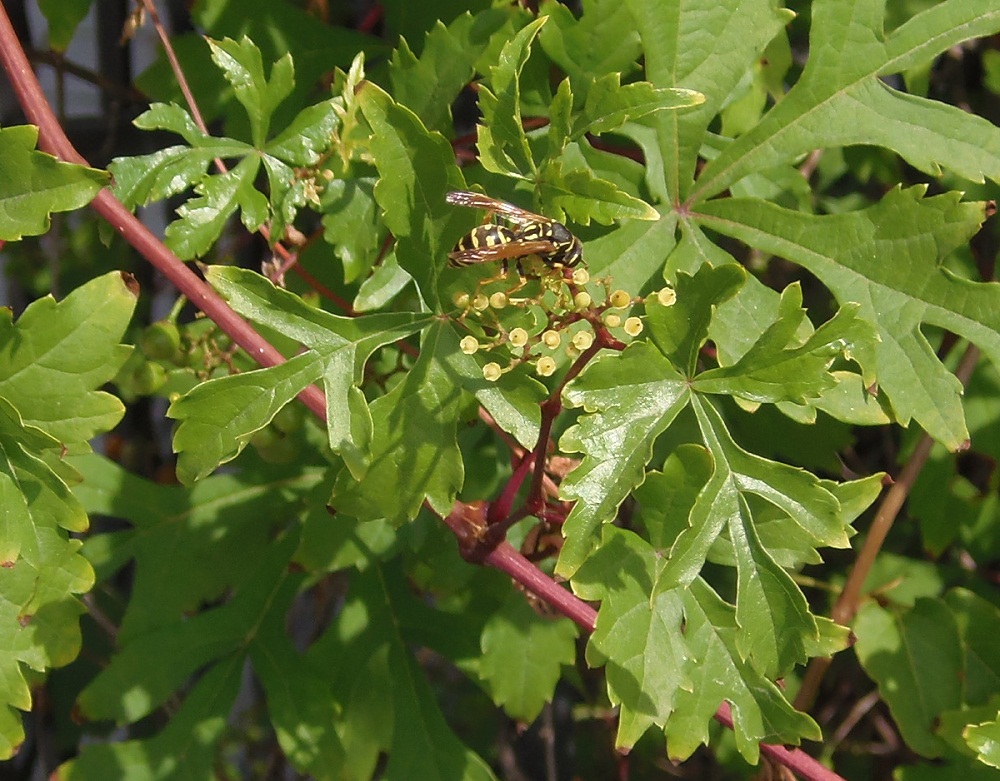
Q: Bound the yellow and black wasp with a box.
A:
[446,191,583,271]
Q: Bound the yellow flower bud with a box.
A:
[453,291,470,308]
[573,291,592,309]
[610,289,631,308]
[572,330,594,350]
[460,336,480,354]
[536,356,557,377]
[603,313,622,328]
[483,362,502,382]
[472,294,490,311]
[656,287,677,306]
[541,330,561,349]
[509,327,529,348]
[572,268,590,285]
[489,291,508,309]
[624,316,644,336]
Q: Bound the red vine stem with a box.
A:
[0,11,846,780]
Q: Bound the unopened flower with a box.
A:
[483,362,502,382]
[573,291,592,309]
[489,291,508,309]
[453,291,470,308]
[541,330,561,349]
[604,313,622,328]
[460,336,480,354]
[536,356,557,377]
[624,316,644,336]
[509,327,529,348]
[610,289,631,308]
[472,294,490,311]
[572,268,590,285]
[656,287,677,306]
[572,330,594,351]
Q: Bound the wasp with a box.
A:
[446,191,583,270]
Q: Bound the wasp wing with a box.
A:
[448,238,557,267]
[445,190,550,227]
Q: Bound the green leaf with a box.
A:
[479,591,578,723]
[646,264,746,375]
[855,598,964,758]
[37,0,92,51]
[330,566,497,781]
[623,0,791,200]
[476,17,547,177]
[700,188,996,449]
[0,271,136,446]
[0,125,108,240]
[0,399,93,759]
[670,395,853,562]
[76,528,299,723]
[965,718,1000,770]
[694,287,879,404]
[665,578,820,762]
[572,527,689,748]
[56,657,243,781]
[330,321,465,522]
[321,177,382,284]
[662,398,822,676]
[945,589,1000,707]
[71,453,323,643]
[168,266,430,483]
[207,36,294,146]
[538,159,659,226]
[250,577,348,779]
[355,80,466,309]
[634,445,714,551]
[390,12,507,133]
[557,341,689,577]
[694,0,1000,200]
[263,99,339,165]
[165,154,268,259]
[538,0,642,89]
[572,72,704,139]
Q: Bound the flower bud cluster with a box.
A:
[450,267,676,383]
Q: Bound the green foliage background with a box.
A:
[3,0,1000,779]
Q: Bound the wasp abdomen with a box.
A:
[449,225,518,266]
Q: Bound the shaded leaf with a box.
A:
[477,17,546,177]
[855,598,963,757]
[56,657,243,781]
[331,321,465,521]
[480,591,578,722]
[355,80,466,309]
[169,266,430,483]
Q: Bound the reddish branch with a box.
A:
[0,9,847,780]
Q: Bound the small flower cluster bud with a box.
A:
[655,286,676,306]
[509,327,529,348]
[623,317,643,336]
[482,362,503,382]
[609,289,631,308]
[536,356,557,377]
[572,330,594,351]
